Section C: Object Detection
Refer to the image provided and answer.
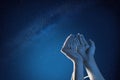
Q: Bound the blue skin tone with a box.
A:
[61,33,105,80]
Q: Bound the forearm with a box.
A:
[72,60,84,80]
[85,57,105,80]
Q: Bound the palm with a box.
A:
[61,34,82,61]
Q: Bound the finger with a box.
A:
[89,39,95,48]
[75,38,83,53]
[77,33,84,46]
[76,33,83,48]
[70,36,77,49]
[81,34,89,48]
[68,34,75,49]
[74,37,80,47]
[88,39,96,55]
[73,38,80,54]
[62,34,74,48]
[76,33,81,44]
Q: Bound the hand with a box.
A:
[76,34,105,80]
[61,34,83,62]
[76,33,96,64]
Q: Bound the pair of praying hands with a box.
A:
[61,33,95,64]
[61,33,105,80]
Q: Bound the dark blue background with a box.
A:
[0,0,120,80]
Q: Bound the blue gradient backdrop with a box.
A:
[0,0,120,80]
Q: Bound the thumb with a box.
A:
[89,39,95,48]
[88,39,96,55]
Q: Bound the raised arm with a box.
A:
[77,33,105,80]
[61,34,84,80]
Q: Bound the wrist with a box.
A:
[70,52,83,63]
[84,57,105,80]
[84,56,95,67]
[73,59,83,70]
[74,56,83,64]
